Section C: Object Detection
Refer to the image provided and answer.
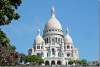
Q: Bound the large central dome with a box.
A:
[44,7,62,31]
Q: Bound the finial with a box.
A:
[37,29,40,35]
[51,6,55,17]
[66,27,69,34]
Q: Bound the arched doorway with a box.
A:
[57,61,61,65]
[45,61,49,65]
[51,60,55,65]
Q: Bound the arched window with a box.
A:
[0,49,1,52]
[58,38,60,44]
[60,38,62,44]
[37,46,40,49]
[67,53,70,57]
[49,29,51,31]
[56,37,57,43]
[52,38,54,42]
[37,53,41,56]
[47,38,48,43]
[52,48,55,55]
[67,45,70,49]
[52,29,54,31]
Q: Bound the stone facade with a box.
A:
[28,7,79,65]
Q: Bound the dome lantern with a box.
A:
[51,6,56,18]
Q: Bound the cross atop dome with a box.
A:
[37,29,40,35]
[51,6,56,17]
[66,27,70,34]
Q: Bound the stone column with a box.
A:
[55,47,58,57]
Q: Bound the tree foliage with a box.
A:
[68,59,88,65]
[24,55,44,65]
[78,59,87,65]
[68,60,73,65]
[0,0,22,65]
[0,30,19,66]
[0,0,22,25]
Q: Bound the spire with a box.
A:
[51,6,56,17]
[37,29,40,35]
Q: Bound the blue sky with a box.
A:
[0,0,99,61]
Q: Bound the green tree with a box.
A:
[24,55,44,65]
[35,55,44,65]
[0,30,19,66]
[68,60,73,65]
[68,59,88,65]
[0,0,22,25]
[0,0,22,65]
[68,60,81,65]
[79,59,87,65]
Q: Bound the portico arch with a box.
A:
[45,60,49,65]
[51,60,55,65]
[57,60,61,65]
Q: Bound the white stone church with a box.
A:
[28,7,79,65]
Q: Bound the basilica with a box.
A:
[28,7,79,65]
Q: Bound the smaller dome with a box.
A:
[35,29,44,45]
[64,34,73,44]
[64,27,73,44]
